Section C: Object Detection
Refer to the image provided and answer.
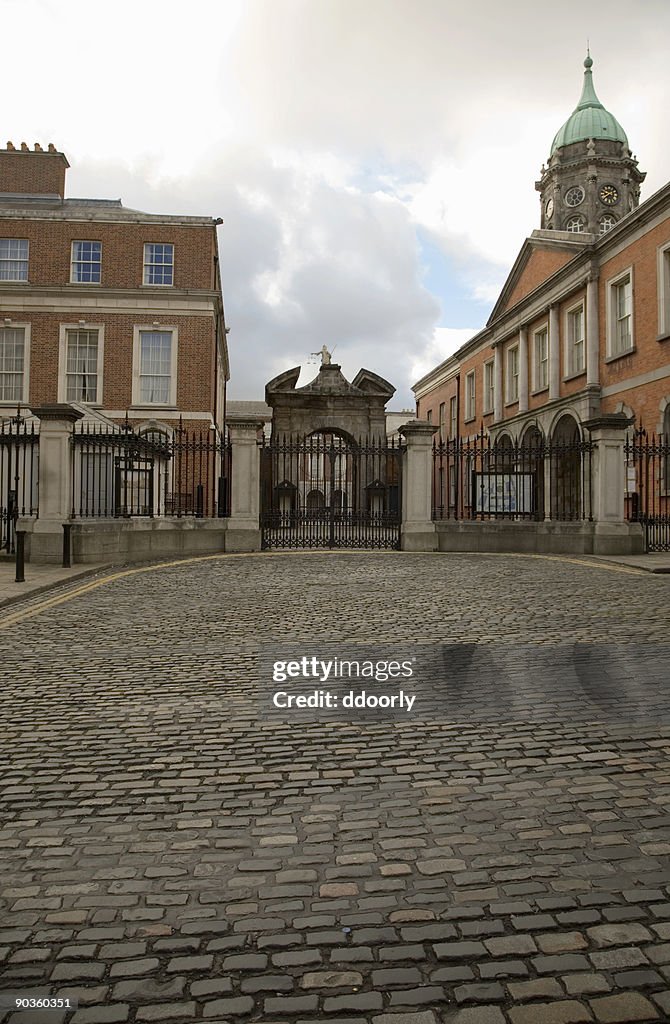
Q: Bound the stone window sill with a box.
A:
[563,369,586,383]
[605,346,636,364]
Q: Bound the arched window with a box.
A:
[566,216,585,233]
[599,214,616,235]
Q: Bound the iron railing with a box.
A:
[71,420,231,519]
[432,433,593,522]
[1,414,39,553]
[260,433,402,549]
[625,431,670,552]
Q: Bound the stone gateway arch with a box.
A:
[260,354,402,549]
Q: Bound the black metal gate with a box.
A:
[625,431,670,552]
[260,433,402,550]
[1,416,39,554]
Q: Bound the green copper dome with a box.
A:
[551,54,628,154]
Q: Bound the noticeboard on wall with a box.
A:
[473,472,534,514]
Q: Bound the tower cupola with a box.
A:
[535,53,645,237]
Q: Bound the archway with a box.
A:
[519,424,545,520]
[550,414,583,520]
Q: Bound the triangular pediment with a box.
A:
[488,233,586,324]
[351,369,396,399]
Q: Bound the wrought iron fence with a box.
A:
[432,433,593,522]
[1,414,39,553]
[71,420,231,519]
[260,433,402,549]
[624,431,670,552]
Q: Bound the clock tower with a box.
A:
[535,53,645,236]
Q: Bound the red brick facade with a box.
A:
[415,188,670,444]
[0,144,68,197]
[0,145,228,437]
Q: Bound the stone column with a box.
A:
[225,419,263,552]
[493,346,503,422]
[22,404,83,563]
[518,327,529,414]
[586,275,600,386]
[398,420,438,551]
[549,304,560,401]
[583,413,643,554]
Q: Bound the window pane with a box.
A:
[66,329,98,402]
[72,241,101,283]
[139,330,172,403]
[143,243,174,285]
[0,327,25,400]
[0,239,29,281]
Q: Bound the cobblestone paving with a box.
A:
[0,551,669,1024]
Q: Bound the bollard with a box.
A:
[62,523,72,568]
[15,530,25,583]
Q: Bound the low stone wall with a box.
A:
[18,517,261,565]
[435,519,644,556]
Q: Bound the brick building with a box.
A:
[0,142,229,437]
[414,55,670,455]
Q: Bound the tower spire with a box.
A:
[535,52,645,235]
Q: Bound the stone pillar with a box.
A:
[583,413,643,554]
[21,404,83,563]
[226,419,263,552]
[586,275,600,386]
[493,346,503,422]
[398,420,438,551]
[549,304,560,401]
[518,327,529,414]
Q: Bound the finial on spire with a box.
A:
[584,42,593,69]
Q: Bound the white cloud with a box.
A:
[411,328,481,387]
[3,0,669,409]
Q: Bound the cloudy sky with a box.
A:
[5,0,669,407]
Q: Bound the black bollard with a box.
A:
[15,530,25,583]
[62,523,72,568]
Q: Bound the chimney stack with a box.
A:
[0,141,70,198]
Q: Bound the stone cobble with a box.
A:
[0,551,669,1023]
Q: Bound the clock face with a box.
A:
[565,185,585,207]
[599,184,619,206]
[545,198,554,219]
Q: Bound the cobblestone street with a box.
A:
[1,551,670,1024]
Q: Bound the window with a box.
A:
[658,243,670,337]
[143,243,174,286]
[0,239,29,281]
[533,327,548,391]
[449,395,457,438]
[566,306,585,376]
[0,327,27,401]
[608,272,633,357]
[71,241,102,284]
[483,360,495,413]
[506,346,519,403]
[664,406,670,496]
[565,186,585,207]
[426,408,432,424]
[599,215,616,236]
[64,329,100,402]
[438,402,445,441]
[448,464,456,507]
[465,372,475,421]
[566,216,585,233]
[133,327,178,405]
